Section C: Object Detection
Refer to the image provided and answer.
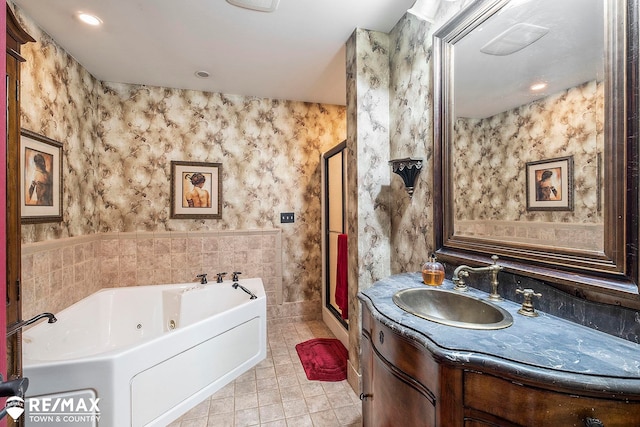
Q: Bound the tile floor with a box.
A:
[168,321,361,427]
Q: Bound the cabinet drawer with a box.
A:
[363,305,438,393]
[464,371,640,427]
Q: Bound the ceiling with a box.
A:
[11,0,416,106]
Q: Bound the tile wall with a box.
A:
[455,220,604,251]
[21,229,321,327]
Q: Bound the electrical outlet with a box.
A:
[280,212,295,223]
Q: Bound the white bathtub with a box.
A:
[22,278,267,427]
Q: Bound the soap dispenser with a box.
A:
[422,254,445,286]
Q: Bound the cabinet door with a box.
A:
[361,333,436,427]
[465,371,640,427]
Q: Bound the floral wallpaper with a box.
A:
[388,13,435,274]
[17,9,100,242]
[346,28,392,293]
[96,84,345,302]
[345,27,391,388]
[453,80,604,225]
[386,3,471,275]
[14,5,346,308]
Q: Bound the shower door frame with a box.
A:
[322,141,348,334]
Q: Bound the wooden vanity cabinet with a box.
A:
[361,303,640,427]
[361,333,436,426]
[361,304,461,426]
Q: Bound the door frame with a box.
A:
[321,141,348,347]
[1,3,10,426]
[1,0,8,382]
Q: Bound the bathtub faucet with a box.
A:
[216,272,227,283]
[232,271,242,282]
[0,374,28,398]
[232,283,257,299]
[7,312,57,337]
[196,273,208,284]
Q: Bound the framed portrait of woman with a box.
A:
[170,161,223,219]
[20,129,63,223]
[525,156,574,211]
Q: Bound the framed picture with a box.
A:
[170,161,222,219]
[20,129,63,223]
[526,156,574,211]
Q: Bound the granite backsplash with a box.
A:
[442,264,640,344]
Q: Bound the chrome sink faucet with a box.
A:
[7,312,57,337]
[452,255,503,301]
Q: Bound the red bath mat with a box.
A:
[295,338,348,381]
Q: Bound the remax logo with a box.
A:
[17,396,102,424]
[5,396,25,421]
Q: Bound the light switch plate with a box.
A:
[280,212,294,223]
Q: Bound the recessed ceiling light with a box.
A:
[76,12,102,26]
[530,82,547,91]
[195,70,211,79]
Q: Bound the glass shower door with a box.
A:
[323,141,347,327]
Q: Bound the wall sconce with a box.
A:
[389,157,423,198]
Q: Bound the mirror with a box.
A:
[453,0,604,254]
[433,0,639,307]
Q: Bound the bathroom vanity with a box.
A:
[358,274,640,427]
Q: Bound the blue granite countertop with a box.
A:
[359,273,640,394]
